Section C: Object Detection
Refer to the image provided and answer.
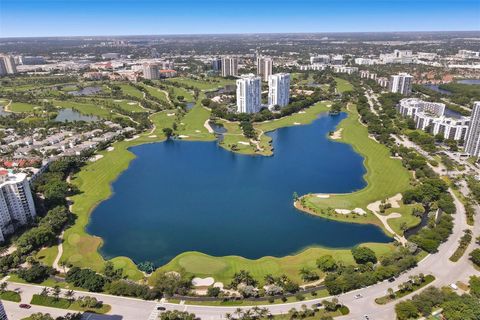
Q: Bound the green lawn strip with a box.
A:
[334,78,354,93]
[302,105,412,227]
[8,102,41,113]
[62,111,177,280]
[30,294,111,314]
[375,275,435,305]
[8,274,88,292]
[0,290,21,302]
[36,245,59,267]
[183,289,329,306]
[166,77,235,91]
[273,308,348,319]
[118,84,144,99]
[151,243,394,285]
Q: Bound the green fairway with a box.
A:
[152,243,394,284]
[138,84,172,105]
[302,105,412,225]
[36,245,59,266]
[166,77,235,91]
[119,84,144,99]
[334,77,354,93]
[159,82,194,102]
[8,102,41,113]
[110,99,146,113]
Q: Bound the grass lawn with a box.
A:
[302,105,412,226]
[62,111,177,279]
[36,245,59,266]
[31,294,111,314]
[8,102,41,113]
[159,82,194,102]
[166,77,235,91]
[385,203,422,236]
[334,77,354,93]
[119,84,144,99]
[0,290,21,302]
[151,243,394,285]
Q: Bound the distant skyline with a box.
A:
[0,0,479,38]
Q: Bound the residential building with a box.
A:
[20,55,46,65]
[398,98,445,118]
[465,102,480,156]
[101,53,121,59]
[360,70,377,80]
[211,58,222,71]
[355,58,377,65]
[333,66,358,74]
[159,69,177,78]
[330,55,344,65]
[221,57,238,77]
[458,50,480,59]
[268,73,290,108]
[143,63,160,80]
[310,55,330,64]
[377,77,390,88]
[0,54,17,75]
[256,57,273,82]
[389,73,413,95]
[0,171,37,242]
[236,74,261,113]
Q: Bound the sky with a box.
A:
[0,0,479,38]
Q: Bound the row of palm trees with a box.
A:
[225,306,271,320]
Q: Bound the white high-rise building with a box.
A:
[236,74,261,114]
[268,73,290,108]
[143,63,160,80]
[0,54,17,75]
[256,57,273,82]
[221,57,238,77]
[0,171,37,242]
[465,102,480,157]
[389,73,413,96]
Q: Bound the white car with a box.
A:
[354,294,363,299]
[450,283,458,290]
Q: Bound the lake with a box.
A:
[87,113,392,266]
[457,79,480,85]
[55,108,99,122]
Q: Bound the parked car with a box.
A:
[354,294,363,299]
[19,304,31,309]
[157,306,166,311]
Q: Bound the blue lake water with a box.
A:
[87,113,392,266]
[55,108,99,122]
[457,79,480,85]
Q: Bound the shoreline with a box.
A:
[62,100,403,281]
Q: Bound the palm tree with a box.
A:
[224,313,232,320]
[40,287,49,297]
[52,285,61,301]
[64,289,75,302]
[387,287,395,298]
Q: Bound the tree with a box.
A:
[469,275,480,299]
[351,246,377,264]
[470,248,480,266]
[52,285,61,301]
[17,264,52,283]
[64,289,75,302]
[395,300,419,320]
[0,282,7,293]
[207,286,221,297]
[163,127,174,139]
[160,310,196,320]
[387,287,395,298]
[316,255,337,271]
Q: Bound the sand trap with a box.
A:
[167,113,175,116]
[335,209,351,214]
[89,155,103,162]
[149,135,157,138]
[114,99,123,102]
[238,141,250,145]
[213,282,224,289]
[353,208,366,215]
[327,104,332,107]
[389,193,402,208]
[293,122,301,125]
[195,130,201,133]
[316,194,330,198]
[192,277,215,287]
[298,111,306,114]
[127,102,137,105]
[330,128,343,140]
[107,146,115,152]
[178,135,189,138]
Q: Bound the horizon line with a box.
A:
[1,30,480,40]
